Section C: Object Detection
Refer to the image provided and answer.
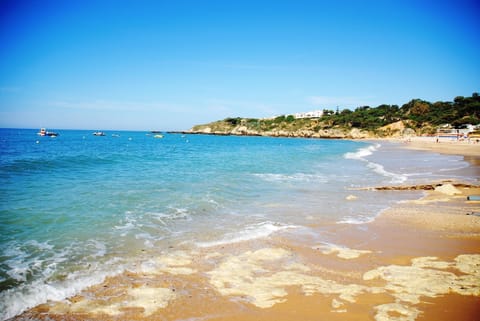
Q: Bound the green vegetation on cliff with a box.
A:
[325,93,479,132]
[190,93,480,138]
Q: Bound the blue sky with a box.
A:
[1,0,479,130]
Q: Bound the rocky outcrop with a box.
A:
[377,121,417,138]
[188,124,375,139]
[355,182,479,191]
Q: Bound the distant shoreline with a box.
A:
[383,136,480,158]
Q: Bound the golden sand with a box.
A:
[401,136,480,157]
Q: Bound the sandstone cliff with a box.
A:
[187,118,382,139]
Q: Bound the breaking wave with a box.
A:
[195,222,298,248]
[0,240,127,320]
[344,144,407,184]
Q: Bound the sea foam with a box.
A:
[336,215,376,225]
[195,222,298,248]
[253,173,328,184]
[344,144,407,184]
[344,143,380,160]
[0,254,126,321]
[0,239,126,320]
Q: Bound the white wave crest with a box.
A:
[0,254,126,321]
[0,238,127,320]
[344,143,380,160]
[367,162,407,184]
[195,222,298,248]
[336,215,375,225]
[253,173,328,183]
[344,144,407,184]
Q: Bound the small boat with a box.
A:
[93,131,106,136]
[37,128,59,137]
[154,134,164,139]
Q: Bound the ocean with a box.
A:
[0,128,476,320]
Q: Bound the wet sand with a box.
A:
[14,141,480,321]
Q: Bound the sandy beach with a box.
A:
[15,140,480,321]
[400,136,480,158]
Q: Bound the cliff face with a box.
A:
[188,119,379,139]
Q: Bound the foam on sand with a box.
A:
[49,285,175,317]
[140,250,197,275]
[127,286,176,316]
[373,303,420,321]
[363,254,480,301]
[14,246,480,320]
[206,247,370,309]
[46,250,196,317]
[363,254,480,321]
[313,243,372,259]
[207,247,480,320]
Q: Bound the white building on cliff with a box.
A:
[294,110,324,119]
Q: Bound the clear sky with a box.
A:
[1,0,479,131]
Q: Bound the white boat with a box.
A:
[93,131,106,136]
[37,128,59,137]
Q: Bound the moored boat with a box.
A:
[37,128,59,137]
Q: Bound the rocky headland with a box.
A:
[180,118,414,139]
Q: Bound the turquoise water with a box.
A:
[0,128,476,319]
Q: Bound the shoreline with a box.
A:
[389,135,480,158]
[13,140,480,321]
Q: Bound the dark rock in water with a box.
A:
[356,182,479,191]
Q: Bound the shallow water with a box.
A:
[0,129,475,320]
